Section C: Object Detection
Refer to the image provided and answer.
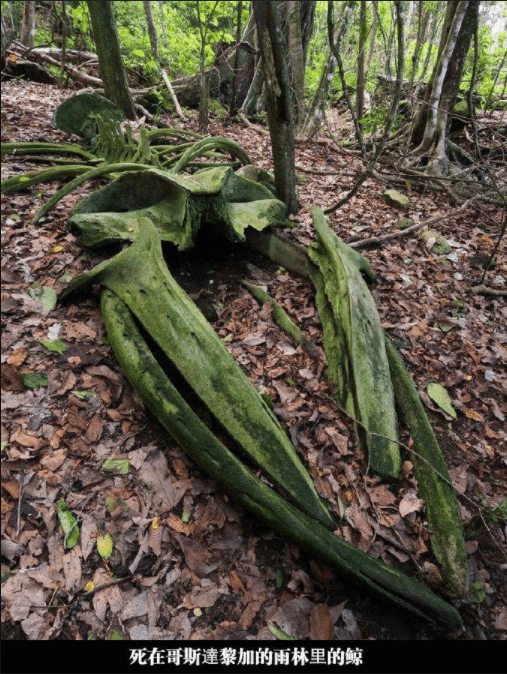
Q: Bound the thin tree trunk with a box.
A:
[286,1,305,125]
[20,1,35,48]
[86,0,136,120]
[60,1,67,87]
[365,1,377,75]
[158,1,168,48]
[196,1,219,133]
[229,0,243,116]
[302,1,355,139]
[143,1,158,62]
[327,0,365,156]
[162,69,186,120]
[326,0,405,214]
[253,0,298,214]
[240,57,264,115]
[356,0,367,121]
[408,1,430,95]
[485,47,507,111]
[415,1,468,155]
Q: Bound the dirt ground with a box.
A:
[1,81,506,661]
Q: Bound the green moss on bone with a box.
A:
[308,207,400,480]
[100,287,462,629]
[62,220,332,528]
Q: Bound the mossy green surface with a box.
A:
[100,287,462,629]
[62,220,332,528]
[384,334,470,597]
[308,207,400,480]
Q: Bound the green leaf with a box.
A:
[39,339,66,354]
[102,458,130,474]
[106,495,116,513]
[110,629,123,640]
[267,622,296,640]
[427,383,457,419]
[132,49,145,57]
[28,286,58,311]
[97,533,114,560]
[71,389,96,400]
[21,372,48,389]
[57,499,80,548]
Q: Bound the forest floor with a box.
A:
[1,80,506,654]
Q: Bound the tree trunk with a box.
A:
[253,0,298,215]
[60,1,67,86]
[365,1,377,75]
[240,57,264,116]
[86,0,136,120]
[20,1,35,49]
[286,1,305,125]
[143,0,159,62]
[302,1,355,138]
[299,0,316,66]
[158,1,168,48]
[408,0,480,175]
[408,0,430,95]
[356,0,367,121]
[229,0,243,116]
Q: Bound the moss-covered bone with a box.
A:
[100,287,462,630]
[61,220,331,527]
[52,92,125,138]
[384,334,470,597]
[68,166,287,250]
[308,207,400,480]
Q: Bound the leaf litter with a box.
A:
[1,80,506,642]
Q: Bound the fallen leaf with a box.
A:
[7,348,28,367]
[427,382,457,418]
[310,603,334,640]
[399,491,424,518]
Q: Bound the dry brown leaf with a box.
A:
[1,479,20,499]
[310,603,334,640]
[40,448,66,472]
[11,429,44,450]
[229,569,247,594]
[1,364,24,392]
[166,512,192,535]
[62,548,82,593]
[493,610,507,631]
[399,490,424,518]
[84,413,103,444]
[7,348,28,367]
[173,535,217,576]
[66,321,97,340]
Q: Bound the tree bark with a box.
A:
[286,1,305,125]
[365,1,378,75]
[86,0,136,120]
[143,0,159,62]
[409,1,480,175]
[253,0,298,214]
[59,1,67,86]
[20,1,35,49]
[356,0,367,122]
[158,1,168,48]
[229,0,243,116]
[408,1,430,95]
[302,1,355,138]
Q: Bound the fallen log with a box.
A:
[162,69,186,121]
[100,286,462,630]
